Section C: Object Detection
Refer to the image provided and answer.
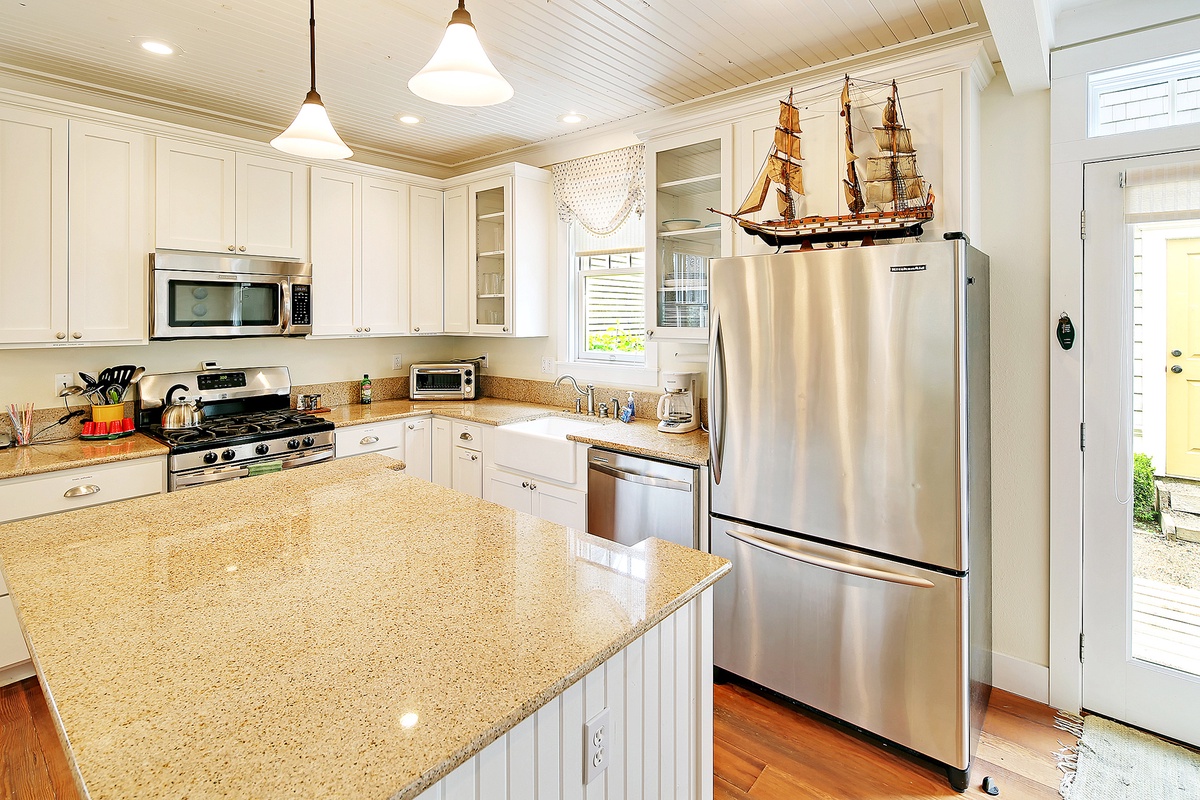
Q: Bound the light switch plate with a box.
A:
[584,707,610,784]
[54,374,72,396]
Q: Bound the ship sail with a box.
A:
[866,154,918,181]
[736,163,772,215]
[766,155,804,195]
[774,127,803,161]
[779,99,801,131]
[840,76,865,214]
[872,127,914,153]
[863,178,927,205]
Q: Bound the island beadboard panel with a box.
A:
[417,592,713,800]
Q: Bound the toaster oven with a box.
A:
[409,363,478,400]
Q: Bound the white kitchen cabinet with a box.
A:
[155,138,308,259]
[67,121,151,344]
[0,106,68,345]
[409,185,445,334]
[643,125,732,341]
[0,596,31,683]
[333,420,405,460]
[452,446,483,498]
[442,164,551,337]
[0,455,165,523]
[432,417,452,487]
[404,417,433,482]
[310,169,409,337]
[483,467,587,529]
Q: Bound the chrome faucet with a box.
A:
[554,374,596,415]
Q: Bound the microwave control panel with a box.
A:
[292,284,312,326]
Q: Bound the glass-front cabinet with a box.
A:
[470,177,510,334]
[644,126,732,340]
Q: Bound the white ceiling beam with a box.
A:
[980,0,1053,93]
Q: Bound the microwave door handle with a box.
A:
[724,529,936,589]
[280,279,292,334]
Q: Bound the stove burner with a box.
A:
[142,408,333,454]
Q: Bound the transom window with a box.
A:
[1089,50,1200,137]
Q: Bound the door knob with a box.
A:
[1172,365,1184,373]
[1172,349,1183,357]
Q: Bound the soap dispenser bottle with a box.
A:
[619,391,635,423]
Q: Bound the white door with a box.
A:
[235,153,307,258]
[403,418,432,482]
[484,467,533,514]
[431,418,452,487]
[154,138,236,253]
[360,177,409,336]
[1082,153,1200,746]
[468,177,510,335]
[309,168,360,336]
[68,121,149,344]
[533,483,587,530]
[0,106,68,344]
[409,186,444,334]
[443,185,470,333]
[452,446,483,498]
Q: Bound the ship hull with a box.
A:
[736,208,932,248]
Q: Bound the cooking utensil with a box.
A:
[78,372,97,389]
[121,366,146,401]
[108,364,137,388]
[105,385,123,404]
[161,383,204,430]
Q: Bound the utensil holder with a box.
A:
[91,403,124,423]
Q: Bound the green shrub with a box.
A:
[586,326,645,353]
[1133,452,1158,524]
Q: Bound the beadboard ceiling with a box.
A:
[0,0,991,168]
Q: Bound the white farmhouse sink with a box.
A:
[493,416,603,482]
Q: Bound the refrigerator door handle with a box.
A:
[709,311,726,483]
[724,529,936,589]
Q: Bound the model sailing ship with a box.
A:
[711,77,934,248]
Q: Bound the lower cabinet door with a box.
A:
[403,418,432,482]
[533,482,587,530]
[0,596,31,672]
[484,468,532,514]
[452,446,483,498]
[432,418,452,488]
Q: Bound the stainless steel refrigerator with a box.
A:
[707,238,991,791]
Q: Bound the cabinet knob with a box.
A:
[471,454,478,461]
[529,482,537,490]
[413,326,420,332]
[408,424,416,430]
[503,326,509,332]
[365,327,371,332]
[238,245,247,252]
[56,331,66,340]
[228,245,235,251]
[355,327,363,332]
[521,481,529,488]
[647,330,654,337]
[72,331,82,340]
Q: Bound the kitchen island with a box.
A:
[0,456,728,800]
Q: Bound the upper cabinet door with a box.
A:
[360,177,410,336]
[409,186,444,334]
[468,177,511,335]
[443,185,470,334]
[0,107,68,344]
[155,138,236,254]
[309,168,361,337]
[235,153,308,258]
[67,121,150,344]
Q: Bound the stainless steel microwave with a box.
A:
[150,251,312,339]
[409,363,478,400]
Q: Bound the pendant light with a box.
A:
[272,0,352,160]
[408,1,514,107]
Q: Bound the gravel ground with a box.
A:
[1133,522,1200,590]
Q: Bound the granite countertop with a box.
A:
[0,434,169,481]
[0,456,729,800]
[324,399,710,467]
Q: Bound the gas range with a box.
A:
[135,366,335,491]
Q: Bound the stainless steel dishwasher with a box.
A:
[586,448,700,549]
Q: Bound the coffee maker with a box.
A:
[656,371,699,434]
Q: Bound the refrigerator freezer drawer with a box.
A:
[712,520,970,770]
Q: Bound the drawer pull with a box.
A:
[459,432,473,441]
[64,484,101,498]
[360,436,380,445]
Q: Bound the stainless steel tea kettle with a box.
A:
[161,383,204,430]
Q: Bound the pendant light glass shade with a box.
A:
[272,1,352,160]
[408,2,514,107]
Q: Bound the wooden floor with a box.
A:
[1132,577,1200,676]
[1,676,1068,800]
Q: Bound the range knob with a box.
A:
[255,443,270,456]
[302,436,315,447]
[203,452,219,464]
[221,449,236,461]
[287,438,301,450]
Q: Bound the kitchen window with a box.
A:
[1088,50,1200,137]
[572,214,646,365]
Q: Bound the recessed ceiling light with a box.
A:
[558,112,586,124]
[132,37,181,56]
[395,114,424,125]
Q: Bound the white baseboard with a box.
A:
[993,652,1050,705]
[0,659,35,687]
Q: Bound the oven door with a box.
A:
[152,269,291,338]
[170,447,334,491]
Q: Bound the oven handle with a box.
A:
[281,449,335,469]
[724,529,935,589]
[174,466,250,488]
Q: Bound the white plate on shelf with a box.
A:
[662,218,702,231]
[663,278,708,288]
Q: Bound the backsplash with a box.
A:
[290,376,409,407]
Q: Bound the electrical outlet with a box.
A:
[478,352,489,369]
[392,354,404,370]
[541,356,554,374]
[584,707,610,784]
[54,374,72,396]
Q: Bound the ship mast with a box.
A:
[841,76,865,215]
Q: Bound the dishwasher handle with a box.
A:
[724,529,935,588]
[589,461,694,492]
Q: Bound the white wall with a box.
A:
[980,70,1053,674]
